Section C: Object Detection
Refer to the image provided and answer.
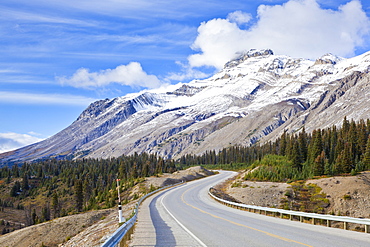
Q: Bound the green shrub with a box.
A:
[244,155,307,182]
[343,194,351,200]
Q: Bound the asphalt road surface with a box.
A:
[129,171,370,246]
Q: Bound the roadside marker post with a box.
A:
[116,178,125,223]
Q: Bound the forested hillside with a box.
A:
[181,117,370,181]
[0,153,176,234]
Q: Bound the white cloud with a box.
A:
[0,91,96,106]
[0,132,44,153]
[189,18,250,69]
[189,0,370,69]
[58,62,162,89]
[227,10,252,25]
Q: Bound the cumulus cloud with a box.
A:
[0,132,44,153]
[189,0,370,69]
[189,18,250,69]
[58,62,162,89]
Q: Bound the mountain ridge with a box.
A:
[1,49,370,164]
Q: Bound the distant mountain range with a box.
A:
[1,49,370,164]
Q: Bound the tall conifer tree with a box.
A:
[309,129,323,164]
[363,136,370,168]
[75,180,83,212]
[279,131,287,156]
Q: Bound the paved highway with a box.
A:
[130,171,370,246]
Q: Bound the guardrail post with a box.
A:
[300,216,303,222]
[365,224,369,233]
[280,213,283,218]
[327,220,331,227]
[289,214,293,221]
[312,218,315,225]
[344,222,348,230]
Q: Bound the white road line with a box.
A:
[161,192,208,247]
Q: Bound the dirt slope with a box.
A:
[0,208,121,247]
[225,171,370,218]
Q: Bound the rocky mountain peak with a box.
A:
[224,49,274,69]
[77,98,113,120]
[314,53,342,65]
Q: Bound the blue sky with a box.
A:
[1,0,370,153]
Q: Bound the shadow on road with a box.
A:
[150,194,177,246]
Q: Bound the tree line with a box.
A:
[179,117,370,181]
[0,152,177,229]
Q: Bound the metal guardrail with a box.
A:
[209,188,370,233]
[102,181,184,247]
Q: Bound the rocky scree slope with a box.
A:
[1,49,370,163]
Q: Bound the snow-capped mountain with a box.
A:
[1,49,370,163]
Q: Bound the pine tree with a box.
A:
[357,119,368,155]
[290,139,302,170]
[22,173,29,191]
[10,182,20,197]
[279,132,287,156]
[75,180,83,212]
[156,158,164,175]
[363,136,370,169]
[12,165,20,178]
[118,161,126,181]
[52,193,60,218]
[130,163,138,178]
[308,129,323,164]
[37,166,43,179]
[348,119,358,163]
[41,204,50,222]
[142,161,149,177]
[285,134,293,158]
[324,158,333,175]
[342,142,354,173]
[313,151,325,176]
[32,209,39,225]
[335,143,353,174]
[298,127,308,163]
[341,116,350,140]
[328,126,337,164]
[83,179,91,209]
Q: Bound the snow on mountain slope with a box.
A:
[1,49,370,163]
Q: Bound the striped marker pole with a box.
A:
[118,202,123,223]
[116,178,125,223]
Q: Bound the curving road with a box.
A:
[129,171,370,246]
